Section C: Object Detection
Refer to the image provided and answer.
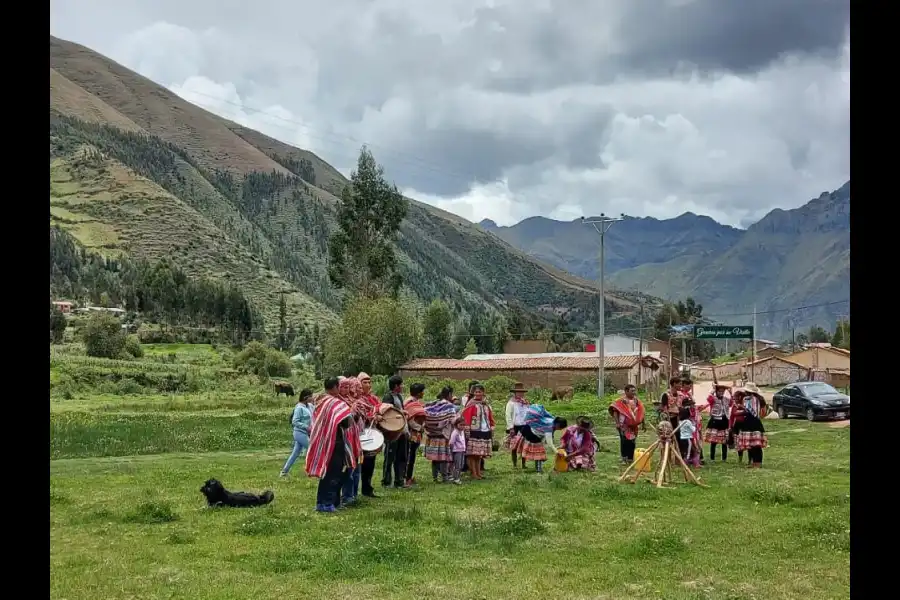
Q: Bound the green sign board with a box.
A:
[694,325,754,339]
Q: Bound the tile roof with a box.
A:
[401,354,658,371]
[745,355,809,369]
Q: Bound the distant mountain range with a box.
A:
[481,182,850,339]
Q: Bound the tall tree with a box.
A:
[807,325,830,344]
[422,299,452,357]
[328,147,409,298]
[277,292,287,350]
[831,319,850,349]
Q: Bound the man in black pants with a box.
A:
[357,372,381,498]
[381,375,410,489]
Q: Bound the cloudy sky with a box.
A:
[50,0,850,228]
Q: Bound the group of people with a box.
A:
[280,374,772,512]
[280,375,599,513]
[607,376,770,469]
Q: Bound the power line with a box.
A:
[703,299,849,319]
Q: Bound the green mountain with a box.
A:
[49,35,659,333]
[483,183,850,338]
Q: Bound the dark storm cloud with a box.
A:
[50,0,851,227]
[614,0,850,75]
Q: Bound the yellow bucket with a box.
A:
[634,448,652,473]
[554,449,568,472]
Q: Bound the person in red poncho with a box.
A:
[356,372,382,498]
[305,377,361,513]
[403,383,427,487]
[609,384,646,464]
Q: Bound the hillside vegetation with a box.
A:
[49,35,658,333]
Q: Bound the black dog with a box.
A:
[200,479,274,508]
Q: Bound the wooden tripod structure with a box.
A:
[618,420,708,488]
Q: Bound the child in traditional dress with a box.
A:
[677,406,696,462]
[424,387,456,483]
[561,416,597,471]
[449,419,467,484]
[729,393,747,463]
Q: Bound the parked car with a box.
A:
[771,382,850,421]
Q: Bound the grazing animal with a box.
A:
[551,386,575,402]
[274,381,295,397]
[199,479,275,508]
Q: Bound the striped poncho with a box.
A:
[424,399,457,439]
[523,405,556,436]
[305,395,360,478]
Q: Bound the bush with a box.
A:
[123,335,144,358]
[233,342,293,379]
[571,374,614,394]
[50,305,68,344]
[484,376,517,398]
[80,313,126,359]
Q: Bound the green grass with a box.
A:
[50,344,850,600]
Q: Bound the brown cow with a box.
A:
[551,386,574,402]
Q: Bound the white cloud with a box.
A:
[50,0,850,228]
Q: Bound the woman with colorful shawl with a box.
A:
[503,382,531,468]
[305,377,361,513]
[704,383,733,462]
[734,384,768,468]
[608,384,646,464]
[460,383,494,479]
[513,404,567,473]
[560,416,597,471]
[403,383,428,487]
[424,387,457,482]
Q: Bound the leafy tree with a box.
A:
[277,293,288,350]
[233,341,293,379]
[50,305,67,344]
[808,325,830,344]
[81,312,127,358]
[327,147,409,298]
[323,296,420,375]
[463,337,478,357]
[422,299,452,357]
[652,298,715,361]
[831,319,850,349]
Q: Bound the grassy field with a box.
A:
[50,344,850,600]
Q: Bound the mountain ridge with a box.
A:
[49,34,658,334]
[485,183,850,337]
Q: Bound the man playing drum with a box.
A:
[356,373,383,498]
[381,375,411,489]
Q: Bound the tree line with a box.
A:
[50,225,262,344]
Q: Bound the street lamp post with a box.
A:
[582,214,624,399]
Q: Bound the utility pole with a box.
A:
[751,304,757,382]
[638,302,645,387]
[582,214,624,399]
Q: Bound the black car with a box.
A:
[772,382,850,421]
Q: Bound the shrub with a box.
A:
[233,342,293,379]
[571,374,614,394]
[484,376,517,398]
[50,305,68,344]
[123,335,144,358]
[80,313,126,359]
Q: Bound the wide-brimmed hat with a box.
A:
[743,382,761,395]
[510,382,527,393]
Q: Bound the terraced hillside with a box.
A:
[49,35,658,330]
